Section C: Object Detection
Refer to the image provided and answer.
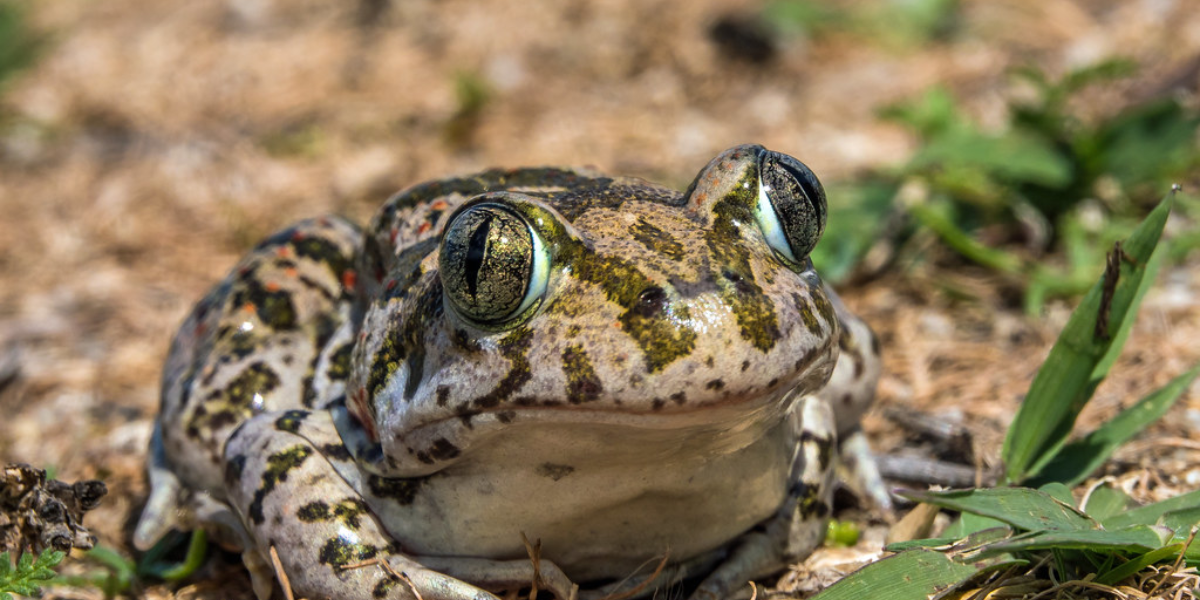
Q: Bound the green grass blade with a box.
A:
[810,549,980,600]
[1093,543,1186,585]
[1029,363,1200,487]
[1002,192,1173,484]
[1103,489,1200,529]
[900,488,1096,532]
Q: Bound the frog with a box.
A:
[134,144,886,600]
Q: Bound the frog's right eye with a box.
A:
[439,202,550,327]
[753,150,827,267]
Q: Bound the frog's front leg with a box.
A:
[224,409,578,600]
[688,395,837,600]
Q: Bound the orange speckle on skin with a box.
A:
[417,222,432,235]
[390,228,398,244]
[265,281,281,292]
[275,246,291,258]
[431,199,449,210]
[342,269,357,289]
[284,267,298,278]
[291,230,306,242]
[242,303,256,313]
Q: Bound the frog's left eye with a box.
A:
[754,150,827,266]
[439,202,550,327]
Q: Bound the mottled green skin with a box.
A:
[135,145,883,600]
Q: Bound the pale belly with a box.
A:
[367,413,797,582]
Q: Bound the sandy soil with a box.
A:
[2,0,1199,598]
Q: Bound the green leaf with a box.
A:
[908,129,1073,188]
[1030,363,1200,487]
[973,525,1171,560]
[810,549,980,600]
[1037,482,1076,507]
[1081,485,1136,521]
[1103,489,1200,529]
[900,488,1096,532]
[1002,192,1173,484]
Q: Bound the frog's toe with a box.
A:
[134,424,186,551]
[838,428,893,514]
[418,556,576,600]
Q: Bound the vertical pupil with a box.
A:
[465,213,493,297]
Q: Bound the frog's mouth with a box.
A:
[341,357,835,478]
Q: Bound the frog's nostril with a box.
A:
[635,286,669,318]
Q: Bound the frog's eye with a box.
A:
[754,150,827,266]
[439,202,550,326]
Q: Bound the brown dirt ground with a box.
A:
[2,0,1199,598]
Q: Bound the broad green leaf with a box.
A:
[810,549,979,600]
[973,525,1171,560]
[1003,192,1173,484]
[901,488,1095,532]
[0,552,11,579]
[1081,485,1136,521]
[1030,363,1200,487]
[1103,488,1200,529]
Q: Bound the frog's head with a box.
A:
[343,145,841,475]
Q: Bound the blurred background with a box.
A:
[1,0,1199,597]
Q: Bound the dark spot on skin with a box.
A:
[742,360,750,372]
[536,463,576,481]
[275,410,307,433]
[566,324,581,338]
[436,385,451,407]
[841,393,853,406]
[374,575,403,599]
[629,217,685,260]
[327,342,354,381]
[224,454,247,487]
[291,235,354,282]
[652,398,665,410]
[800,429,834,472]
[870,329,881,357]
[232,278,298,331]
[226,362,281,409]
[321,443,353,461]
[706,356,715,368]
[767,378,778,388]
[429,438,460,461]
[561,345,603,404]
[706,379,725,391]
[297,501,331,522]
[249,445,314,525]
[496,411,515,423]
[792,481,829,519]
[318,536,378,568]
[367,474,425,505]
[670,391,686,405]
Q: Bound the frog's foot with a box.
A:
[224,409,509,600]
[838,427,893,514]
[135,424,248,553]
[687,395,837,600]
